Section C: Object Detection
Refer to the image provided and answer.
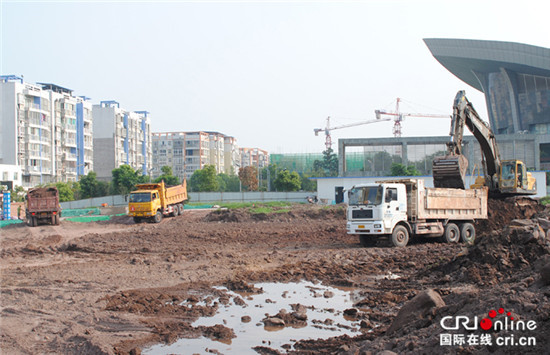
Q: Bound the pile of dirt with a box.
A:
[203,209,251,223]
[340,199,550,355]
[475,197,546,235]
[203,205,346,223]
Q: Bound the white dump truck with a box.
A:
[346,179,488,247]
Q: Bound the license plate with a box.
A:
[358,225,365,229]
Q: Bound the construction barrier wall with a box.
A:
[60,191,313,209]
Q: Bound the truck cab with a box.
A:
[346,183,407,236]
[129,189,162,220]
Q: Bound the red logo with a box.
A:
[480,308,514,331]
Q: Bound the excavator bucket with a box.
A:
[432,154,469,189]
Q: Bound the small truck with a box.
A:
[26,187,61,227]
[346,178,488,247]
[128,180,188,223]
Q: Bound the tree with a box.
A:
[80,171,99,198]
[189,165,219,192]
[154,165,180,186]
[54,182,75,202]
[238,166,259,191]
[313,148,338,177]
[273,170,301,191]
[9,186,26,202]
[111,165,141,195]
[390,163,420,177]
[80,171,111,198]
[300,173,317,192]
[218,173,240,192]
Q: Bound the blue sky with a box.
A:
[2,0,549,153]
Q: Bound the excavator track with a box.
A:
[432,154,468,189]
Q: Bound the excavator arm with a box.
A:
[433,91,501,190]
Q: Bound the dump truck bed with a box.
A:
[385,179,488,221]
[27,188,60,213]
[164,181,187,206]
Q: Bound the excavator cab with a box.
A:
[499,160,536,195]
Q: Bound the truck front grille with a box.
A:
[352,209,372,219]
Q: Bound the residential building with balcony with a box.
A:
[240,147,269,170]
[152,131,241,181]
[92,101,152,181]
[0,75,93,187]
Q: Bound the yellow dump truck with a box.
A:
[128,180,188,223]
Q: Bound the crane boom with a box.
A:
[314,116,391,149]
[375,98,450,137]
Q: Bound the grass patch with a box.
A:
[205,201,294,214]
[219,201,292,210]
[541,196,550,206]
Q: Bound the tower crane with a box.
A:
[375,98,451,137]
[314,116,391,150]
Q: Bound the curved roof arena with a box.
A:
[423,38,550,92]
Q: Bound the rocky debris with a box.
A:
[385,289,445,335]
[224,279,262,294]
[262,308,308,328]
[202,324,235,342]
[263,317,285,327]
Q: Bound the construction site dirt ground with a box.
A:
[1,200,550,355]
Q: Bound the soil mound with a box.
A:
[203,205,346,223]
[476,197,545,235]
[203,209,249,222]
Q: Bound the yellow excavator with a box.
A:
[432,91,536,196]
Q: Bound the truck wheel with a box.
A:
[359,235,377,247]
[171,206,179,217]
[460,223,475,245]
[51,215,56,225]
[133,217,142,224]
[153,211,163,223]
[391,225,409,247]
[31,217,38,227]
[178,204,184,215]
[443,223,460,243]
[56,215,60,225]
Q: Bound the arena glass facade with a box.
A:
[337,39,550,177]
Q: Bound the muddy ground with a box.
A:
[1,199,549,354]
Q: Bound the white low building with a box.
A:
[313,172,547,205]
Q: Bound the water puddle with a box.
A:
[143,281,365,354]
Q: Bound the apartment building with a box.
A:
[240,147,269,170]
[152,131,241,181]
[0,75,93,187]
[92,101,152,181]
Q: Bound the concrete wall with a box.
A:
[0,81,17,165]
[60,195,128,209]
[315,171,548,205]
[93,137,116,181]
[60,191,313,209]
[189,191,311,203]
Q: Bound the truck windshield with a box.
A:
[348,186,382,206]
[129,193,151,203]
